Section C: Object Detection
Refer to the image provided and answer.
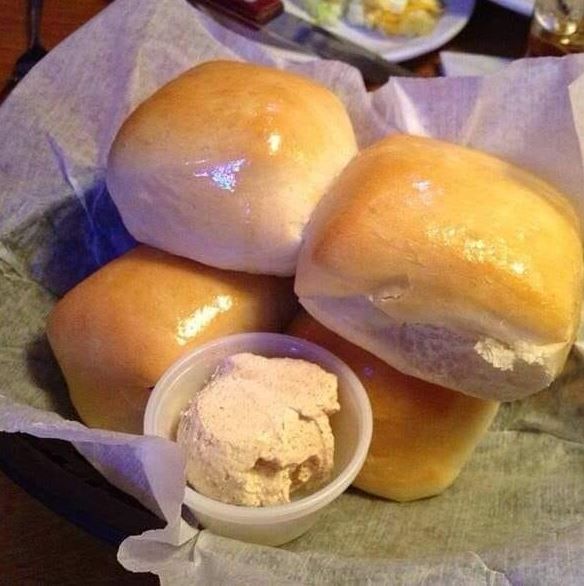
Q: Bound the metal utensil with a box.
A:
[193,0,413,86]
[2,0,47,98]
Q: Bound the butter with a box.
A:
[177,353,340,506]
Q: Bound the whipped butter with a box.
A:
[177,352,340,506]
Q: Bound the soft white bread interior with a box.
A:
[106,60,357,276]
[288,311,499,501]
[295,134,583,402]
[47,245,297,434]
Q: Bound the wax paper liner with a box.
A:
[1,0,584,583]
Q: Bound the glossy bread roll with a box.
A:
[296,134,583,402]
[47,245,297,434]
[107,60,357,276]
[288,311,499,501]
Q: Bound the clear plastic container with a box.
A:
[144,332,373,546]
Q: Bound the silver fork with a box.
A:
[2,0,47,98]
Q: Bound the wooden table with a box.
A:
[0,0,531,86]
[0,471,155,585]
[0,1,530,584]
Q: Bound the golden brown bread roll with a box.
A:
[47,245,297,434]
[287,311,499,502]
[106,60,357,276]
[295,134,583,402]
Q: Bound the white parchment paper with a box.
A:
[1,0,584,583]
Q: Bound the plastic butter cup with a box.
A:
[144,332,373,547]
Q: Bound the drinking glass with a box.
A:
[527,0,584,56]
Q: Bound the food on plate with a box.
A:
[303,0,443,37]
[46,246,297,434]
[303,0,346,24]
[106,60,357,277]
[295,134,583,402]
[288,311,498,501]
[177,352,340,506]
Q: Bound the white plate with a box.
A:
[487,0,533,16]
[276,0,476,63]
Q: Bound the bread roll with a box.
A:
[288,311,499,501]
[106,60,357,276]
[47,245,297,434]
[295,134,583,402]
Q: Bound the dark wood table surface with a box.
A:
[0,1,530,584]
